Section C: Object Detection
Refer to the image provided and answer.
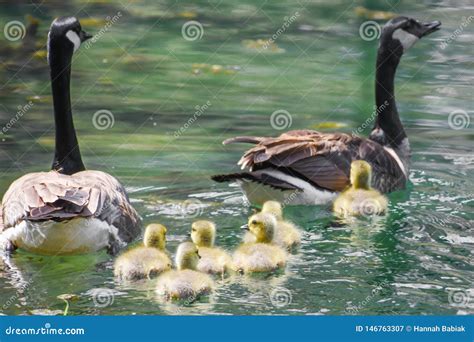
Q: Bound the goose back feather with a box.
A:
[213,130,407,203]
[1,170,141,250]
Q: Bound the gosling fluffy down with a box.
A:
[244,201,301,249]
[261,201,301,248]
[333,160,388,217]
[114,224,171,280]
[191,220,233,275]
[156,242,214,300]
[233,213,287,273]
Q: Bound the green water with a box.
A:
[0,0,472,315]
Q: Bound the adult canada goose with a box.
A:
[212,17,441,205]
[0,17,141,255]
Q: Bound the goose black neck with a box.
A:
[373,49,406,147]
[50,50,85,175]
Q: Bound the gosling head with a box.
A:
[350,160,372,190]
[379,16,441,59]
[261,201,283,220]
[175,242,200,271]
[247,213,277,243]
[143,224,167,250]
[190,220,216,248]
[47,17,92,64]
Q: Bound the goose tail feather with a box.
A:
[222,136,264,145]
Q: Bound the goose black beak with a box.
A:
[80,30,93,42]
[420,20,441,37]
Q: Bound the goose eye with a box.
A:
[251,220,257,225]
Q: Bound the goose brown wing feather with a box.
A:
[1,170,141,242]
[223,130,406,193]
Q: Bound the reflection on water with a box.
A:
[0,0,473,315]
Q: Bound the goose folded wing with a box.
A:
[1,172,110,229]
[356,139,407,189]
[229,131,356,192]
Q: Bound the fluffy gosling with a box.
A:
[244,201,301,249]
[114,224,171,280]
[261,200,301,248]
[155,242,214,301]
[233,213,287,273]
[190,220,233,275]
[333,160,388,217]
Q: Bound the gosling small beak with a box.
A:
[197,252,201,259]
[187,233,191,237]
[80,30,93,42]
[419,20,441,38]
[241,224,249,231]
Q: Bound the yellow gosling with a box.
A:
[333,160,388,217]
[233,213,287,273]
[243,201,301,249]
[114,224,171,280]
[261,201,301,248]
[190,220,233,275]
[155,242,214,301]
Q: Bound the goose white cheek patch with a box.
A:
[392,28,418,51]
[66,30,81,52]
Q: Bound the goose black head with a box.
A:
[47,17,92,65]
[379,16,441,58]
